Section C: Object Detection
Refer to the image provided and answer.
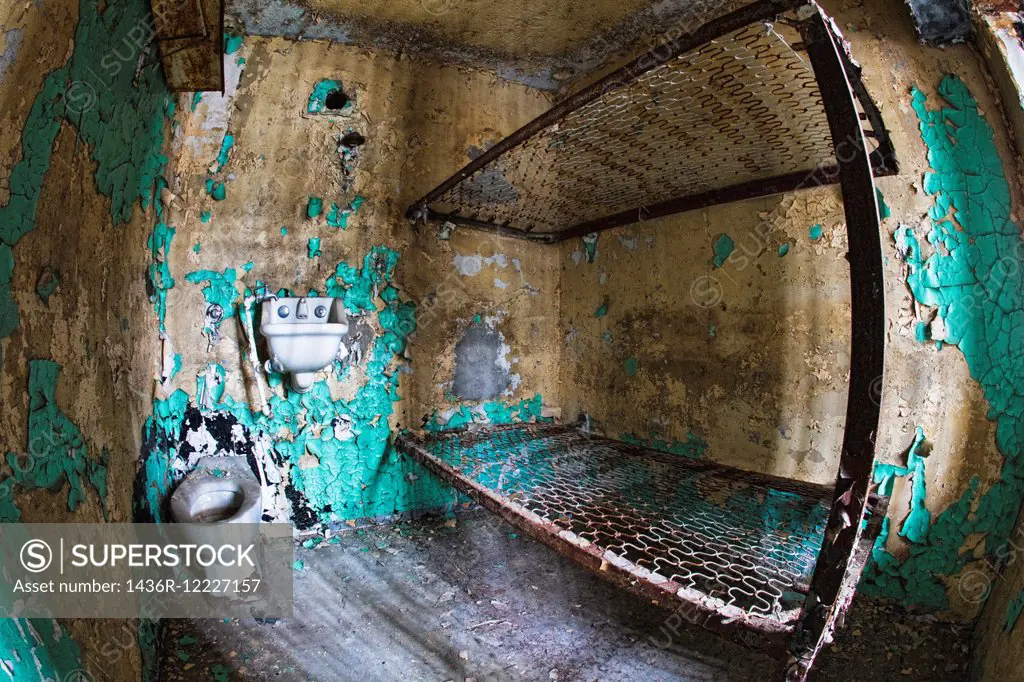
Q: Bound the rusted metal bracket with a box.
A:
[151,0,225,92]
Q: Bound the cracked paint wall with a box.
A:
[147,34,560,531]
[556,0,1024,621]
[0,0,171,678]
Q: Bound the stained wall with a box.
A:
[0,0,171,677]
[557,0,1024,619]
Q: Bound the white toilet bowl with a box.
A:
[170,456,262,525]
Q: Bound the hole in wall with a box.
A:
[341,131,366,148]
[325,89,350,111]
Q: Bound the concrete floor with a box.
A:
[161,512,970,681]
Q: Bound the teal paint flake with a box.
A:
[192,242,201,254]
[307,197,323,219]
[200,210,211,223]
[243,261,254,273]
[307,238,321,259]
[185,268,239,335]
[712,233,735,268]
[292,560,305,572]
[778,243,790,257]
[147,222,175,332]
[326,196,364,228]
[914,320,929,343]
[236,57,246,66]
[212,134,234,173]
[224,33,243,55]
[205,179,226,201]
[210,664,230,682]
[424,394,547,433]
[620,431,708,459]
[0,0,169,344]
[582,233,598,263]
[3,361,108,514]
[0,619,85,682]
[624,357,638,376]
[863,76,1024,610]
[191,92,203,112]
[877,188,892,221]
[307,79,348,114]
[1006,589,1024,632]
[808,224,823,241]
[280,226,288,236]
[594,299,608,318]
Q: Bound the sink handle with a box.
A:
[296,297,309,319]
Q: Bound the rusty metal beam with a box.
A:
[785,11,887,681]
[154,0,224,92]
[151,0,207,41]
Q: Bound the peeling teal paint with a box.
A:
[863,76,1024,610]
[712,233,734,268]
[582,233,598,263]
[778,242,790,257]
[619,431,708,459]
[205,179,226,201]
[1006,589,1024,632]
[424,394,547,433]
[307,79,347,115]
[212,134,234,174]
[190,92,203,112]
[325,196,364,228]
[877,188,892,221]
[0,619,85,681]
[0,0,169,345]
[224,33,243,55]
[307,238,321,259]
[142,248,453,525]
[3,360,108,515]
[200,210,211,223]
[808,224,823,241]
[185,267,239,336]
[594,299,608,318]
[307,197,323,219]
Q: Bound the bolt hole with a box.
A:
[325,89,350,111]
[341,131,366,148]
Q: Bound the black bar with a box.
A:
[552,166,842,242]
[786,11,886,682]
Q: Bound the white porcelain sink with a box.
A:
[261,296,348,392]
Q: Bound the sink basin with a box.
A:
[261,297,348,392]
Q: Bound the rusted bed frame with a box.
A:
[400,2,893,679]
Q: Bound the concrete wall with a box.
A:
[0,0,170,677]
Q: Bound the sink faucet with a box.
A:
[296,297,309,319]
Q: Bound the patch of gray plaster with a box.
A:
[617,234,638,250]
[494,277,508,289]
[453,254,483,277]
[176,53,246,157]
[453,325,510,401]
[0,28,24,82]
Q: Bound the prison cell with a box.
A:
[399,1,896,679]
